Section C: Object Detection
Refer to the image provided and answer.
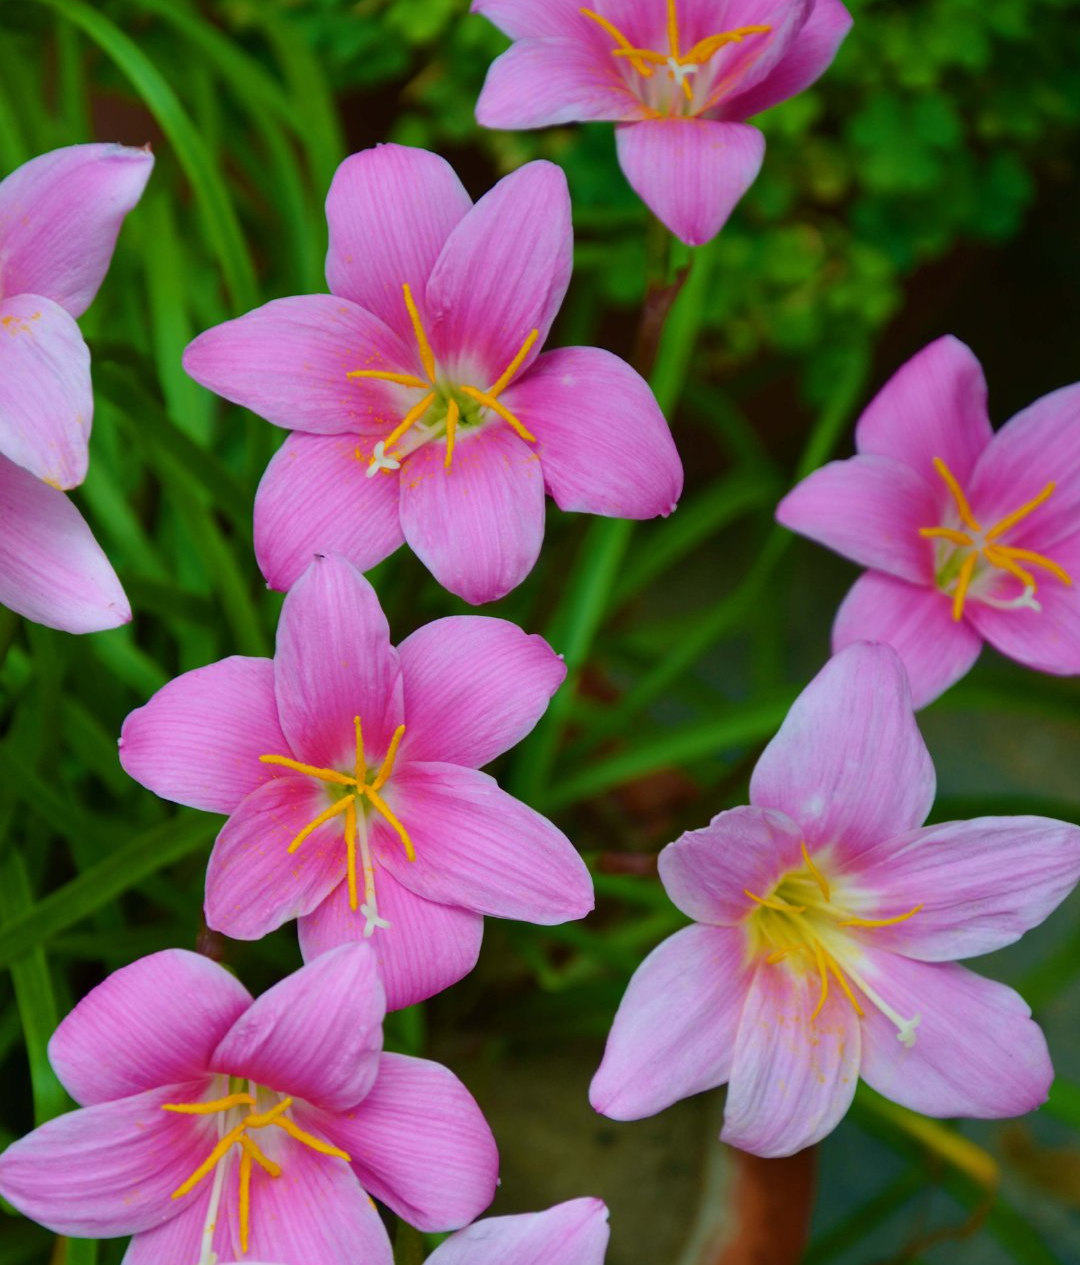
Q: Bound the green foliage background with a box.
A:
[1,0,1079,1261]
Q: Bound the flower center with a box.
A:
[745,843,924,1047]
[347,283,538,475]
[163,1081,350,1258]
[919,456,1072,621]
[580,1,770,117]
[259,718,413,937]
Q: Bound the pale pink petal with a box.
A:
[427,1199,610,1265]
[119,657,286,815]
[273,553,402,768]
[470,0,585,38]
[325,145,472,343]
[396,615,565,768]
[501,347,683,518]
[0,142,153,319]
[590,925,750,1121]
[378,763,594,924]
[857,952,1051,1118]
[721,961,860,1158]
[832,571,983,709]
[212,945,384,1112]
[696,0,814,106]
[297,870,484,1011]
[309,1053,498,1231]
[426,162,571,384]
[254,432,404,593]
[0,454,128,632]
[775,455,937,585]
[399,428,546,605]
[0,296,91,488]
[121,1191,213,1265]
[49,949,252,1107]
[615,119,764,248]
[183,296,417,436]
[749,643,935,862]
[657,806,804,925]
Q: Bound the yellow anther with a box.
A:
[354,715,366,787]
[667,0,681,58]
[345,797,359,912]
[985,482,1056,541]
[346,369,431,390]
[172,1124,248,1199]
[370,724,406,792]
[983,546,1036,590]
[810,940,830,1020]
[238,1142,253,1254]
[240,1132,281,1177]
[381,390,436,452]
[402,283,436,383]
[444,397,459,468]
[246,1098,293,1130]
[273,1115,351,1161]
[800,842,830,903]
[840,903,924,929]
[684,26,771,62]
[364,786,416,862]
[580,8,653,76]
[919,526,974,547]
[259,754,355,787]
[458,386,537,444]
[284,795,352,856]
[825,952,865,1017]
[950,551,978,622]
[744,889,805,914]
[162,1093,255,1115]
[990,544,1072,587]
[487,328,540,399]
[931,457,983,534]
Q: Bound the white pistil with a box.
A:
[981,583,1042,613]
[360,903,391,937]
[366,441,401,478]
[355,807,388,937]
[665,56,698,87]
[196,1078,235,1265]
[839,955,922,1048]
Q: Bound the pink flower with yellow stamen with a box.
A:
[0,945,498,1265]
[472,0,852,246]
[119,553,593,1010]
[183,144,683,606]
[777,336,1080,707]
[591,643,1080,1157]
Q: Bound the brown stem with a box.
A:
[632,264,691,379]
[700,1146,818,1265]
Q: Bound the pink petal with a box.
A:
[121,1192,216,1265]
[657,806,804,925]
[0,454,128,632]
[0,296,92,488]
[399,428,546,605]
[832,570,983,709]
[254,432,405,593]
[310,1053,498,1231]
[0,142,153,319]
[775,454,938,585]
[857,951,1051,1118]
[749,643,935,862]
[273,553,402,769]
[183,295,417,436]
[501,347,683,518]
[396,615,565,768]
[119,656,286,815]
[721,961,860,1158]
[590,925,750,1121]
[297,870,484,1011]
[697,0,815,106]
[49,949,252,1107]
[425,161,571,384]
[615,119,765,247]
[212,945,384,1113]
[0,1082,215,1237]
[378,762,594,924]
[325,145,472,344]
[469,0,584,38]
[427,1198,610,1265]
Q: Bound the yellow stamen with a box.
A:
[444,397,459,469]
[991,544,1073,587]
[458,386,537,443]
[381,390,436,452]
[354,715,366,787]
[240,1133,281,1178]
[744,889,805,914]
[246,1099,293,1130]
[800,842,830,903]
[286,794,352,856]
[985,482,1056,541]
[667,0,680,58]
[840,903,924,929]
[364,786,416,862]
[579,8,653,75]
[766,947,798,963]
[810,940,830,1021]
[172,1124,248,1199]
[611,48,671,65]
[487,328,540,399]
[273,1116,351,1161]
[825,951,865,1017]
[370,724,406,792]
[346,369,431,389]
[932,457,982,534]
[238,1140,253,1254]
[919,526,974,546]
[345,797,359,912]
[259,754,355,786]
[402,283,436,383]
[983,546,1035,590]
[684,26,771,61]
[162,1093,255,1114]
[951,551,978,622]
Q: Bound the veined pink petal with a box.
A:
[470,0,584,39]
[0,143,153,319]
[254,432,404,593]
[0,296,91,488]
[0,455,128,633]
[696,0,815,106]
[426,161,571,384]
[274,554,402,769]
[857,952,1051,1118]
[297,869,484,1012]
[212,945,384,1113]
[399,428,546,605]
[427,1198,610,1265]
[658,806,804,925]
[396,615,565,768]
[120,1188,216,1265]
[378,763,594,924]
[750,643,935,862]
[501,347,683,518]
[325,145,472,343]
[182,295,417,436]
[832,570,983,710]
[49,950,251,1107]
[119,657,286,815]
[721,961,860,1158]
[615,118,764,248]
[311,1053,498,1231]
[590,925,749,1121]
[775,454,938,586]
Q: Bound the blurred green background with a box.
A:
[1,0,1080,1261]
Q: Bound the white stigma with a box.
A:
[360,903,391,938]
[896,1015,922,1049]
[982,583,1042,613]
[366,441,401,478]
[665,57,699,87]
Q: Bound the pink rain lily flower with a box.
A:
[0,944,498,1265]
[183,143,683,605]
[777,336,1080,707]
[0,143,152,631]
[591,642,1080,1158]
[120,553,593,1010]
[428,1198,610,1265]
[472,0,852,246]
